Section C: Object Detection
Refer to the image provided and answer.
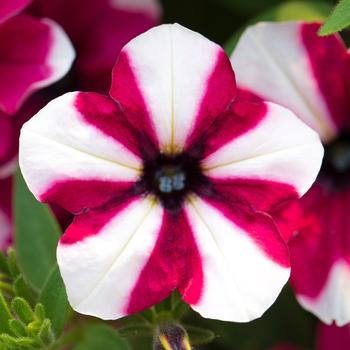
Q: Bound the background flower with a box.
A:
[231,21,350,326]
[29,0,162,92]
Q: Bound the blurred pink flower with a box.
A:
[0,2,74,115]
[0,0,75,248]
[29,0,162,92]
[232,21,350,326]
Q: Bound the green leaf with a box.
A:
[319,0,350,35]
[72,325,131,350]
[15,170,61,290]
[225,1,332,54]
[0,292,11,334]
[39,265,68,337]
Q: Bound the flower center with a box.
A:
[138,153,208,212]
[319,133,350,190]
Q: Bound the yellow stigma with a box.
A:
[159,335,172,350]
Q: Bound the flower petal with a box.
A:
[125,209,203,315]
[29,0,161,92]
[0,0,31,23]
[184,195,290,322]
[289,185,350,326]
[204,178,298,216]
[203,101,323,197]
[110,23,236,152]
[231,22,350,141]
[0,177,12,250]
[0,15,75,114]
[19,92,142,211]
[317,323,350,350]
[57,196,164,320]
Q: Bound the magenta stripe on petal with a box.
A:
[207,177,298,214]
[110,51,159,156]
[40,179,135,215]
[188,98,266,159]
[289,184,350,298]
[0,114,15,167]
[185,50,236,153]
[125,209,203,314]
[301,23,350,130]
[201,179,290,267]
[74,92,149,159]
[0,15,52,115]
[0,0,31,23]
[60,194,138,245]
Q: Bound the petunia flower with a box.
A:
[231,21,350,325]
[0,4,75,115]
[19,24,323,322]
[0,0,75,248]
[29,0,162,93]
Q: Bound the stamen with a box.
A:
[138,153,208,212]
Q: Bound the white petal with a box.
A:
[185,196,290,322]
[19,92,141,200]
[231,21,337,141]
[203,102,323,196]
[117,23,228,151]
[31,18,75,92]
[297,260,350,327]
[57,197,163,320]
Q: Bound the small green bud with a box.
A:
[14,336,38,347]
[11,297,34,324]
[34,304,45,322]
[9,320,27,337]
[27,320,41,336]
[0,334,18,347]
[38,319,55,345]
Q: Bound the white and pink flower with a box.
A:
[29,0,162,92]
[231,21,350,325]
[19,24,323,321]
[0,1,75,116]
[0,0,75,248]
